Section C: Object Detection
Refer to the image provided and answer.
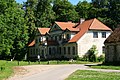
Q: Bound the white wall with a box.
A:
[77,30,111,57]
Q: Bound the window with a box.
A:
[42,50,44,57]
[67,34,70,40]
[72,47,75,55]
[102,46,105,54]
[35,38,38,43]
[52,47,56,54]
[59,35,62,40]
[36,49,38,54]
[64,47,66,54]
[55,36,57,41]
[49,48,51,55]
[59,47,61,54]
[93,32,98,38]
[46,37,48,41]
[39,37,41,42]
[102,32,106,38]
[68,47,70,54]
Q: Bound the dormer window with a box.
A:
[93,32,98,38]
[67,34,70,40]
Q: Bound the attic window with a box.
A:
[93,32,98,38]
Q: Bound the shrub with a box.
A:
[97,55,105,62]
[88,45,98,62]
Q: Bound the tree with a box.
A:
[91,0,120,30]
[35,0,55,27]
[108,0,120,27]
[24,0,37,43]
[75,1,92,19]
[53,0,79,22]
[0,0,28,60]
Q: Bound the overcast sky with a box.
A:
[16,0,91,5]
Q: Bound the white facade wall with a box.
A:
[77,30,111,57]
[70,32,76,39]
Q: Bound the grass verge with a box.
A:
[65,70,120,80]
[89,64,120,70]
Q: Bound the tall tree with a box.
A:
[75,1,92,19]
[0,0,28,60]
[91,0,120,29]
[24,0,37,43]
[35,0,55,27]
[53,0,79,22]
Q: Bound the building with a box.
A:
[104,27,120,63]
[28,18,112,60]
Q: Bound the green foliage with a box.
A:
[53,0,79,22]
[88,45,98,62]
[24,0,37,43]
[97,55,105,62]
[91,0,120,30]
[75,1,92,19]
[0,0,28,60]
[35,0,55,27]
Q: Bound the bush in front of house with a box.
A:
[88,45,98,62]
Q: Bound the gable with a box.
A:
[49,23,63,32]
[38,28,50,35]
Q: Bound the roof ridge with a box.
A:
[88,18,96,29]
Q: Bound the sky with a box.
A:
[16,0,91,5]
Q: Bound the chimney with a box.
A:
[79,18,85,24]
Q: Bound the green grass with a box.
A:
[90,65,120,70]
[0,60,96,80]
[66,70,120,80]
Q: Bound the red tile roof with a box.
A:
[89,18,112,31]
[69,18,112,42]
[28,40,35,47]
[55,22,79,31]
[38,28,50,35]
[105,27,120,43]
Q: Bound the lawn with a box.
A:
[66,70,120,80]
[0,60,95,80]
[89,64,120,70]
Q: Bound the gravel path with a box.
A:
[7,64,120,80]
